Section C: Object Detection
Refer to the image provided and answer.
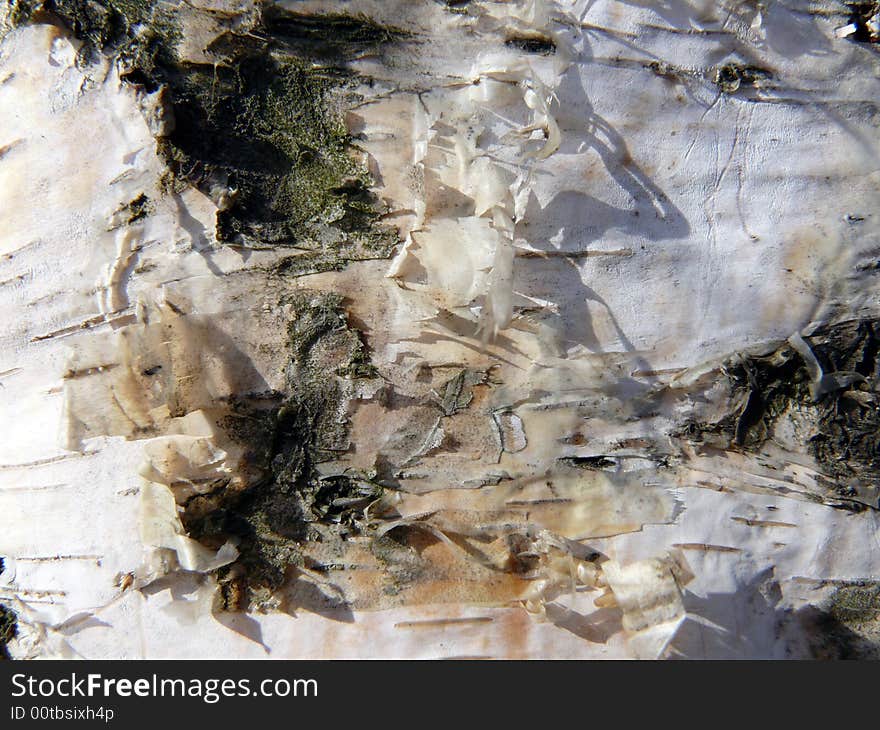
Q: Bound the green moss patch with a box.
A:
[183,292,383,607]
[8,1,406,608]
[9,0,400,260]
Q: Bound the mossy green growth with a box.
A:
[153,7,400,256]
[828,583,880,627]
[9,1,399,260]
[185,291,382,605]
[158,54,394,254]
[804,582,880,659]
[6,0,179,64]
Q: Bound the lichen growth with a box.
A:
[159,6,399,256]
[828,583,880,626]
[183,291,383,608]
[0,605,15,660]
[9,1,404,606]
[802,583,880,659]
[9,0,400,260]
[156,54,393,253]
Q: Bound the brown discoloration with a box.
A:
[731,516,797,529]
[496,605,531,659]
[672,543,742,553]
[320,531,534,611]
[394,616,493,629]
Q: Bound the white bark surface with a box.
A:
[2,0,880,658]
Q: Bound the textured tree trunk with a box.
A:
[2,0,880,659]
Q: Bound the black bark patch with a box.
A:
[261,7,409,60]
[0,558,16,660]
[713,63,772,94]
[685,319,880,509]
[846,2,880,43]
[505,33,556,55]
[183,292,382,607]
[108,193,151,229]
[560,455,617,470]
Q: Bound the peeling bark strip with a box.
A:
[3,0,880,658]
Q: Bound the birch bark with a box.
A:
[1,0,880,659]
